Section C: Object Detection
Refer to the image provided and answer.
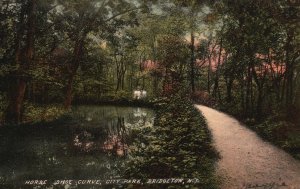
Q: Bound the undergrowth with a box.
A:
[125,94,220,189]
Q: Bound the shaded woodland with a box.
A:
[0,0,299,156]
[0,1,300,188]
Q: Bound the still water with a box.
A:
[0,106,155,186]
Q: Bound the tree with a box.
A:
[173,0,214,92]
[157,34,189,95]
[4,0,56,124]
[212,0,299,118]
[53,0,140,109]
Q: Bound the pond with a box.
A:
[0,105,155,188]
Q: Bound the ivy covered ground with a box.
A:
[126,95,220,189]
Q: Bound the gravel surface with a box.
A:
[196,105,300,189]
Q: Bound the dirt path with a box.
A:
[195,105,300,189]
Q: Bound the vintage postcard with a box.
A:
[0,0,299,189]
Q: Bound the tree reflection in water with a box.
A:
[0,105,154,186]
[69,105,154,158]
[73,116,129,156]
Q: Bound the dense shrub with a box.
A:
[125,94,219,189]
[252,114,300,159]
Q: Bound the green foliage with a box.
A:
[113,90,132,100]
[252,114,300,159]
[22,103,67,124]
[210,0,300,160]
[125,94,219,189]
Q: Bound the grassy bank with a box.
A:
[0,102,67,126]
[125,95,220,189]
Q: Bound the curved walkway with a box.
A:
[195,105,300,189]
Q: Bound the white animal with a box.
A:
[141,90,147,98]
[133,90,147,99]
[133,90,141,99]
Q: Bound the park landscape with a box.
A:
[0,0,300,189]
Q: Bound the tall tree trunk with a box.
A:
[226,78,233,102]
[212,38,223,98]
[252,64,265,120]
[245,64,252,117]
[64,39,83,109]
[256,86,263,120]
[207,42,216,94]
[285,29,295,108]
[6,79,27,124]
[207,57,211,94]
[5,0,36,124]
[240,79,245,117]
[64,75,74,109]
[190,30,195,92]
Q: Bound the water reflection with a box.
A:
[0,105,154,186]
[72,117,129,156]
[133,107,148,117]
[70,106,154,157]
